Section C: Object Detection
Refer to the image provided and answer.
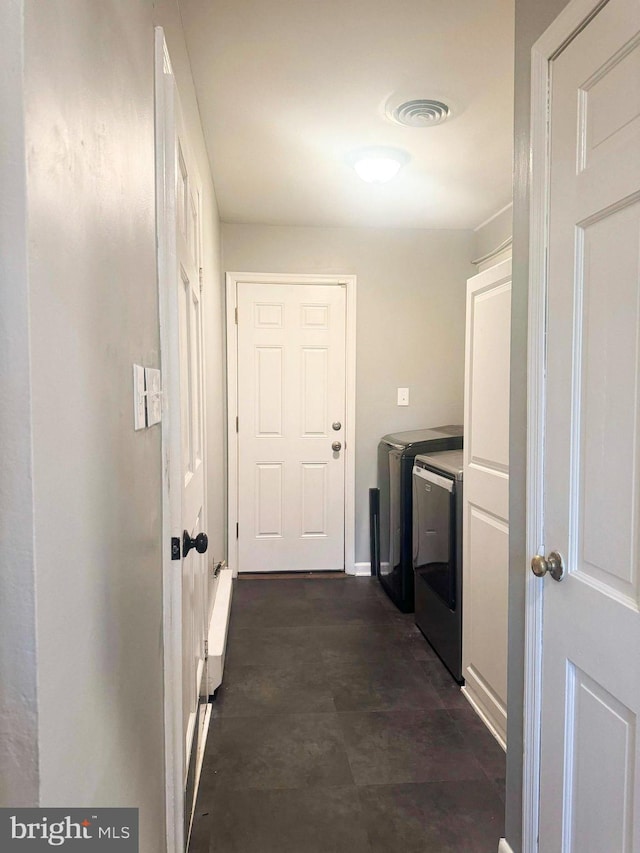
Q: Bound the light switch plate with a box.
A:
[397,387,409,406]
[145,367,162,427]
[133,364,147,430]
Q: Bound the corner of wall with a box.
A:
[0,0,40,807]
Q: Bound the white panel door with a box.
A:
[538,1,640,849]
[165,71,208,828]
[462,259,511,746]
[236,282,346,572]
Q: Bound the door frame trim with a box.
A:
[225,271,357,576]
[525,2,608,851]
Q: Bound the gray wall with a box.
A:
[1,3,224,850]
[222,224,475,564]
[506,1,570,850]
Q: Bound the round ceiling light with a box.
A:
[386,98,451,128]
[350,147,409,184]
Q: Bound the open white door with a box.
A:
[528,1,640,849]
[155,31,208,852]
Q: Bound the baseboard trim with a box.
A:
[498,838,515,853]
[461,683,507,751]
[349,561,373,577]
[461,665,507,749]
[185,701,212,849]
[206,568,233,695]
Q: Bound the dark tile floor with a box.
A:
[189,576,505,853]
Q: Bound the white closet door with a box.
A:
[462,258,511,746]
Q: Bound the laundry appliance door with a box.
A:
[413,465,456,610]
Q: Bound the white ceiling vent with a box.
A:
[386,98,451,128]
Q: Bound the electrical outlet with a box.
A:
[397,387,409,406]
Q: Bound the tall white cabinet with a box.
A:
[462,258,511,747]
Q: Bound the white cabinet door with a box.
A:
[538,1,640,849]
[462,258,511,746]
[236,282,347,572]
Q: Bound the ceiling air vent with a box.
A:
[387,99,451,128]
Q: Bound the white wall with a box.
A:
[474,203,513,261]
[25,2,165,845]
[222,224,475,564]
[1,3,225,850]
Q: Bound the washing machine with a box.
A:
[371,426,463,612]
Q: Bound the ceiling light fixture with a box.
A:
[350,147,409,184]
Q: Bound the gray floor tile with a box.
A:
[325,657,445,712]
[190,576,506,853]
[420,660,469,708]
[213,660,335,717]
[224,626,323,669]
[302,576,379,599]
[198,786,372,853]
[203,712,354,791]
[227,595,316,630]
[358,780,504,853]
[448,706,507,780]
[233,578,310,602]
[314,622,429,667]
[338,709,486,786]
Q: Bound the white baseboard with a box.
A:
[498,838,514,853]
[185,701,212,849]
[206,568,233,695]
[349,561,373,577]
[461,665,507,749]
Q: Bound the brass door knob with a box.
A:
[530,551,565,581]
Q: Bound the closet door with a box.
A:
[462,258,511,746]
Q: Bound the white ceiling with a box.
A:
[179,0,515,230]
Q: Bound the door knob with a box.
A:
[332,441,342,452]
[332,422,342,431]
[530,551,565,581]
[183,530,209,557]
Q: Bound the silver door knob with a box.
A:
[530,551,565,581]
[332,441,342,452]
[332,422,342,431]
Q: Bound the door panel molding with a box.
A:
[226,272,356,576]
[526,3,619,852]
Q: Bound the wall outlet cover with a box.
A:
[145,367,162,426]
[133,364,147,430]
[397,387,409,406]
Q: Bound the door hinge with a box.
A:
[236,415,239,432]
[199,267,204,291]
[236,522,239,539]
[171,537,181,560]
[235,306,238,324]
[204,639,208,657]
